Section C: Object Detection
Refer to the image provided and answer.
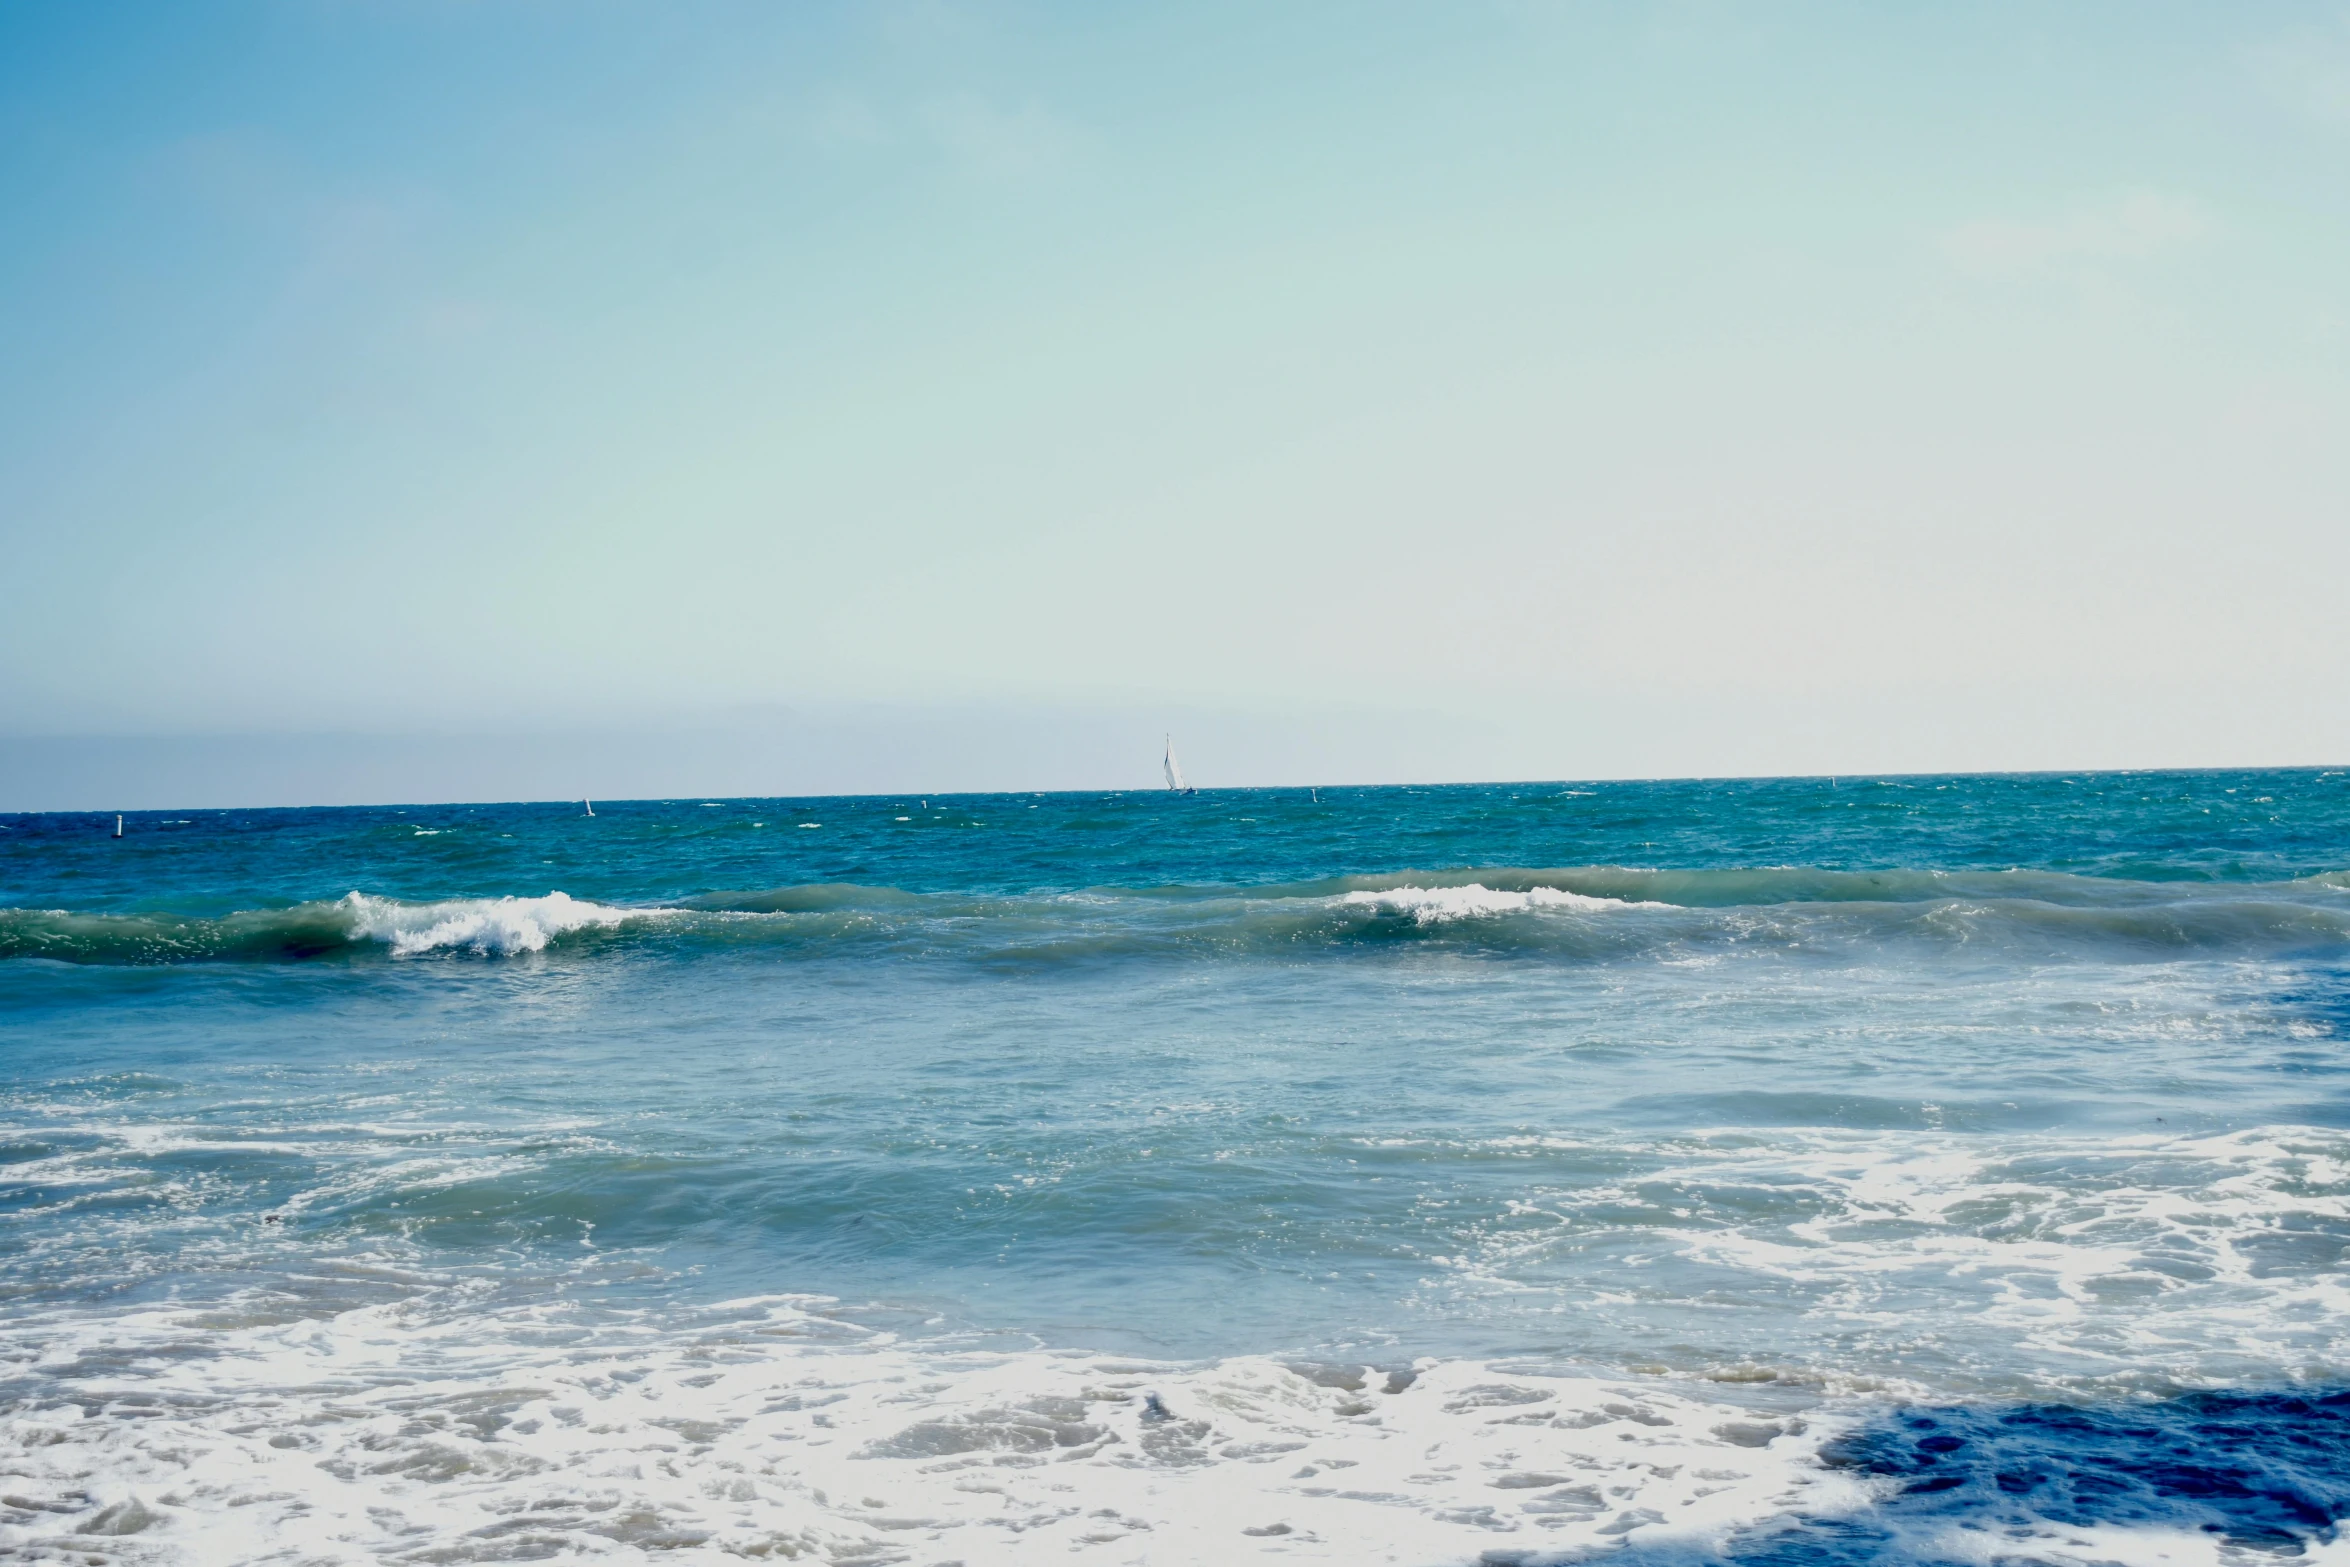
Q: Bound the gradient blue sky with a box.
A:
[3,3,2347,802]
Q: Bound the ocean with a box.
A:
[4,769,2349,1564]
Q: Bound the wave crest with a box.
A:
[340,891,654,956]
[7,867,2350,966]
[0,893,661,964]
[1339,883,1650,923]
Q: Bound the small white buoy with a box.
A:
[113,814,123,839]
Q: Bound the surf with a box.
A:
[8,866,2350,966]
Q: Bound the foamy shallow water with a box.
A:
[0,1295,1854,1564]
[10,1297,2349,1566]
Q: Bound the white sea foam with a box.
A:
[1340,884,1651,923]
[7,1295,2341,1566]
[0,1296,1860,1565]
[1430,1124,2350,1397]
[6,1132,2349,1561]
[341,891,659,956]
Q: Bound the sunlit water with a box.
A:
[5,772,2350,1563]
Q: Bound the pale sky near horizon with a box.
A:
[4,2,2348,801]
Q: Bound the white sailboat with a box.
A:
[584,798,595,817]
[1163,735,1196,796]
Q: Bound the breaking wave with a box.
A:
[342,890,656,955]
[0,892,665,963]
[5,867,2348,966]
[1337,882,1656,922]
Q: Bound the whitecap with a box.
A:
[1340,883,1655,923]
[340,891,659,956]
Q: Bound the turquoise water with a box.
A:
[5,770,2350,1563]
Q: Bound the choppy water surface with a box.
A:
[4,770,2349,1564]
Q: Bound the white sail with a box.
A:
[1163,736,1187,792]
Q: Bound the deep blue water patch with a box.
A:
[1742,1389,2350,1563]
[1551,1390,2350,1565]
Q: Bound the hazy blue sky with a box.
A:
[3,3,2347,802]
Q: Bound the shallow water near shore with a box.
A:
[5,770,2350,1563]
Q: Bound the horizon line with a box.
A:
[6,761,2344,818]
